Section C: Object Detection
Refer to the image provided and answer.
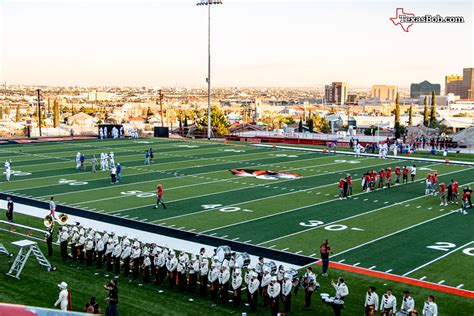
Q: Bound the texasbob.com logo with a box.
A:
[390,8,465,32]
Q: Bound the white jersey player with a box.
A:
[4,160,11,182]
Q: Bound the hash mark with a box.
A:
[353,262,360,266]
[338,259,346,263]
[438,280,445,284]
[385,269,393,273]
[420,276,427,280]
[369,266,376,270]
[281,248,289,251]
[456,284,464,289]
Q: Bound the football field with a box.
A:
[1,138,473,292]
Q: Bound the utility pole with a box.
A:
[159,89,164,128]
[36,89,42,137]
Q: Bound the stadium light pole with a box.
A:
[196,0,222,140]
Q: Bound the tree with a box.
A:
[196,106,230,136]
[430,90,437,127]
[184,116,188,127]
[308,116,314,133]
[53,99,60,128]
[394,92,400,130]
[423,97,429,126]
[298,118,303,133]
[72,105,77,115]
[408,106,413,126]
[15,105,21,122]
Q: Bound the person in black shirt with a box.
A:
[85,296,100,314]
[46,225,54,257]
[6,196,13,222]
[104,279,119,316]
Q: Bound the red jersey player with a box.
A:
[452,181,459,205]
[378,169,385,189]
[402,166,409,184]
[385,167,392,188]
[346,174,352,196]
[439,182,447,206]
[395,166,401,184]
[461,191,470,214]
[338,178,345,199]
[154,183,167,209]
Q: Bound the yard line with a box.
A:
[309,253,317,257]
[420,276,427,281]
[368,266,376,270]
[353,262,360,266]
[281,248,289,251]
[221,235,228,238]
[178,226,185,230]
[295,250,303,254]
[188,229,195,232]
[456,284,464,289]
[385,269,393,273]
[130,217,139,220]
[332,211,458,258]
[244,240,252,243]
[338,259,346,263]
[232,237,240,241]
[269,245,276,248]
[402,240,474,276]
[208,233,217,236]
[438,280,445,285]
[120,215,129,218]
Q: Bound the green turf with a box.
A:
[1,213,474,315]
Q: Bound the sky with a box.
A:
[0,0,472,88]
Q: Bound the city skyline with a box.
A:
[1,0,472,88]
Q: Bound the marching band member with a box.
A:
[380,289,397,316]
[69,227,78,261]
[104,239,114,272]
[45,225,54,257]
[177,253,188,291]
[59,226,69,260]
[231,268,242,307]
[121,241,132,278]
[132,243,142,280]
[245,265,255,304]
[155,247,166,287]
[268,276,281,316]
[422,295,437,316]
[303,267,317,310]
[208,260,220,301]
[150,243,158,276]
[255,257,264,295]
[95,233,105,269]
[261,268,272,307]
[282,274,293,313]
[331,277,349,316]
[187,255,199,293]
[228,252,236,271]
[277,265,285,284]
[143,253,151,284]
[77,231,86,264]
[166,250,178,289]
[112,240,122,276]
[364,286,379,316]
[219,263,230,303]
[199,254,209,296]
[396,290,415,316]
[248,271,260,312]
[85,236,95,267]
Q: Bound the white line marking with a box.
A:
[456,284,464,289]
[338,259,346,263]
[208,233,217,236]
[385,269,393,273]
[232,237,240,241]
[295,250,303,254]
[420,276,427,281]
[309,253,316,257]
[281,248,289,251]
[221,235,228,238]
[269,245,276,248]
[244,240,252,243]
[402,240,474,276]
[188,229,196,232]
[438,280,445,284]
[353,262,360,266]
[416,206,421,208]
[178,226,185,230]
[368,266,376,270]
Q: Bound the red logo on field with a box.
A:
[390,8,415,32]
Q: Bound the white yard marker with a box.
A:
[221,235,228,238]
[309,253,317,257]
[420,276,427,281]
[269,245,276,248]
[363,198,368,201]
[373,200,378,203]
[456,284,464,289]
[188,229,196,232]
[440,209,444,212]
[353,262,360,266]
[244,240,252,243]
[169,224,175,227]
[353,197,359,200]
[405,204,410,207]
[295,250,303,254]
[178,226,185,230]
[208,233,217,236]
[384,201,389,204]
[385,269,393,273]
[428,207,432,210]
[130,217,138,220]
[338,259,346,263]
[325,193,330,196]
[368,266,376,270]
[281,248,289,251]
[416,206,421,208]
[232,237,240,241]
[438,280,445,285]
[316,192,321,195]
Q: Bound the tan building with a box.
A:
[461,68,474,100]
[445,75,463,96]
[371,85,397,101]
[325,82,347,105]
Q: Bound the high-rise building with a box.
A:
[410,80,441,98]
[461,68,474,100]
[371,85,397,101]
[445,75,463,96]
[324,82,347,105]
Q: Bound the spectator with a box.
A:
[320,239,332,276]
[85,296,100,314]
[6,196,13,222]
[104,279,119,316]
[422,295,438,316]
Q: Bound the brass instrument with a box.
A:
[43,214,54,228]
[58,213,69,226]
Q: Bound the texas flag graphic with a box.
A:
[390,8,415,32]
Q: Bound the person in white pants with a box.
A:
[54,281,69,311]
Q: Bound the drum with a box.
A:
[333,299,344,306]
[324,297,335,304]
[235,252,251,268]
[215,246,232,263]
[284,269,298,281]
[320,293,330,300]
[263,261,277,274]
